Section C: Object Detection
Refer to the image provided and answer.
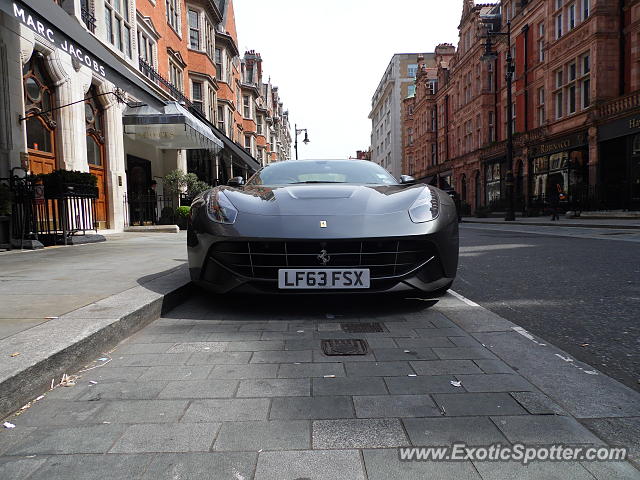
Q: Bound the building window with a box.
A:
[215,48,223,81]
[431,144,437,166]
[23,54,56,160]
[208,86,215,122]
[257,115,263,135]
[217,105,225,132]
[188,9,201,50]
[538,23,545,63]
[538,88,545,126]
[555,91,564,119]
[85,85,104,167]
[580,53,591,108]
[191,80,203,112]
[137,29,156,72]
[244,135,251,152]
[407,85,416,97]
[407,64,418,77]
[166,0,180,32]
[488,111,495,142]
[581,0,590,20]
[568,3,576,30]
[243,95,251,119]
[205,20,215,59]
[105,0,132,58]
[169,60,183,93]
[555,14,563,39]
[487,62,495,92]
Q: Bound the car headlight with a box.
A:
[408,187,439,223]
[206,190,238,224]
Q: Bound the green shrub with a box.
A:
[163,170,211,197]
[175,206,191,218]
[475,206,491,218]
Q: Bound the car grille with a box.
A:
[208,239,437,281]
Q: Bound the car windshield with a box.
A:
[246,160,399,186]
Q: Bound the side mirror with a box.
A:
[227,176,245,187]
[400,175,416,185]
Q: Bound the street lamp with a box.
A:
[480,19,516,221]
[294,124,310,160]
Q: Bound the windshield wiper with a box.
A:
[290,181,346,184]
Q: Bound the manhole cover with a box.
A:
[321,339,369,356]
[341,322,386,333]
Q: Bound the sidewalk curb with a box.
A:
[436,291,640,468]
[0,265,193,420]
[462,219,640,230]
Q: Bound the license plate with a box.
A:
[278,269,370,289]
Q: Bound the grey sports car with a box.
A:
[187,159,459,296]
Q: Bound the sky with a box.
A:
[233,0,463,160]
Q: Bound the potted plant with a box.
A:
[175,206,191,230]
[39,170,98,198]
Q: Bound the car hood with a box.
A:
[220,184,428,216]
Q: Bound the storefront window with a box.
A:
[23,54,56,158]
[633,134,640,155]
[485,163,501,206]
[85,86,104,166]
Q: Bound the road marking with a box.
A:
[448,290,481,307]
[512,326,547,346]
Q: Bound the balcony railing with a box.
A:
[138,57,193,108]
[81,6,96,33]
[597,91,640,119]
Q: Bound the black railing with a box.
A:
[9,176,97,247]
[81,6,96,33]
[124,193,190,229]
[138,58,193,108]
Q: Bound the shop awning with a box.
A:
[123,102,223,151]
[210,125,261,172]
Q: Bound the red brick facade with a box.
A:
[403,0,640,213]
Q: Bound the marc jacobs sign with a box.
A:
[12,2,107,77]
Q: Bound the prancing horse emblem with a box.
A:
[317,249,330,266]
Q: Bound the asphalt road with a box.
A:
[453,222,640,392]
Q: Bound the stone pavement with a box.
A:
[463,216,640,229]
[1,292,638,479]
[0,232,187,340]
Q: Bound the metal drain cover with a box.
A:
[341,322,386,333]
[321,339,369,356]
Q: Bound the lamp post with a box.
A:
[294,124,310,160]
[481,19,516,221]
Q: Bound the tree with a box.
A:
[163,170,211,197]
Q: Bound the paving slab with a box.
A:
[166,342,226,353]
[250,349,313,363]
[344,361,414,377]
[270,396,355,420]
[186,351,252,365]
[432,393,528,416]
[213,420,310,451]
[455,373,536,392]
[403,416,509,445]
[353,394,441,418]
[579,417,640,463]
[141,452,257,480]
[384,375,462,394]
[0,457,47,480]
[157,379,238,399]
[473,460,598,480]
[410,359,483,375]
[277,362,346,378]
[109,422,220,453]
[254,450,365,480]
[208,364,279,379]
[312,418,409,448]
[5,424,127,455]
[137,365,212,382]
[491,415,605,445]
[181,399,270,422]
[510,391,568,415]
[372,347,438,361]
[363,448,482,480]
[95,399,189,424]
[28,454,154,480]
[236,378,310,397]
[312,376,388,396]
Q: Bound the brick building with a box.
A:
[403,0,640,213]
[0,0,291,246]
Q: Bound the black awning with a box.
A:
[3,0,165,109]
[210,125,261,172]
